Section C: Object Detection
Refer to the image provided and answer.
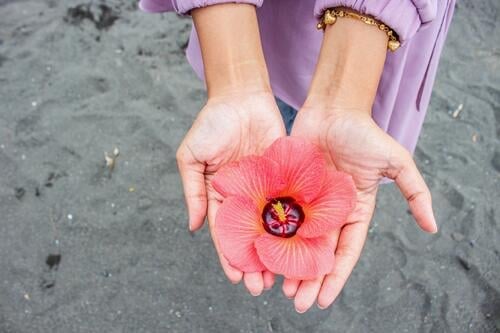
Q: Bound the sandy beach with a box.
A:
[0,0,499,332]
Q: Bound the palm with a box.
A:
[283,108,436,312]
[186,93,285,190]
[293,110,396,229]
[177,92,286,295]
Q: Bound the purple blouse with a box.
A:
[139,0,456,153]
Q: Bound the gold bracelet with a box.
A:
[317,8,401,52]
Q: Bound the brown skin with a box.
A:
[176,4,437,310]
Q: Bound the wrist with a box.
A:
[305,10,388,113]
[205,59,271,98]
[192,4,271,99]
[300,104,372,125]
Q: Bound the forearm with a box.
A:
[305,11,388,114]
[191,4,270,98]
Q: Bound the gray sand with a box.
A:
[0,1,499,332]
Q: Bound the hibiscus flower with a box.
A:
[212,137,356,280]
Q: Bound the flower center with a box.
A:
[262,197,304,238]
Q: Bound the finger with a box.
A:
[263,271,275,290]
[391,152,437,233]
[207,200,243,284]
[294,276,324,313]
[176,145,208,231]
[294,228,341,312]
[317,222,369,309]
[282,279,300,299]
[243,272,264,296]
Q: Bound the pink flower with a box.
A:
[212,137,356,280]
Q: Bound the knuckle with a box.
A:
[186,192,206,202]
[397,149,413,169]
[406,187,431,204]
[175,146,185,162]
[406,190,423,203]
[401,149,413,163]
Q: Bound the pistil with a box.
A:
[262,197,304,238]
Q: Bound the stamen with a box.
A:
[262,197,305,238]
[272,201,287,222]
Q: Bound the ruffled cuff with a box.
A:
[139,0,264,15]
[314,0,437,44]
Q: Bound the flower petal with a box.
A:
[263,137,326,203]
[212,156,286,207]
[215,196,266,272]
[298,171,356,238]
[255,234,335,280]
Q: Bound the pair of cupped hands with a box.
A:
[176,90,437,313]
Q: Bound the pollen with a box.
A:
[272,201,287,222]
[262,197,305,238]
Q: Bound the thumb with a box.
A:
[176,145,207,231]
[388,149,438,234]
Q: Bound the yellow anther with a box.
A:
[272,201,287,222]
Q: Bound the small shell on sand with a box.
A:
[452,103,463,118]
[104,147,120,171]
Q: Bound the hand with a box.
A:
[176,91,286,296]
[283,107,437,312]
[180,3,281,295]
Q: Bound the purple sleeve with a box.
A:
[139,0,263,15]
[314,0,437,44]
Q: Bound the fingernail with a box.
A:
[250,290,262,297]
[317,303,327,310]
[428,208,438,233]
[430,219,438,234]
[295,308,306,314]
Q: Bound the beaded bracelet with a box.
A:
[317,8,401,52]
